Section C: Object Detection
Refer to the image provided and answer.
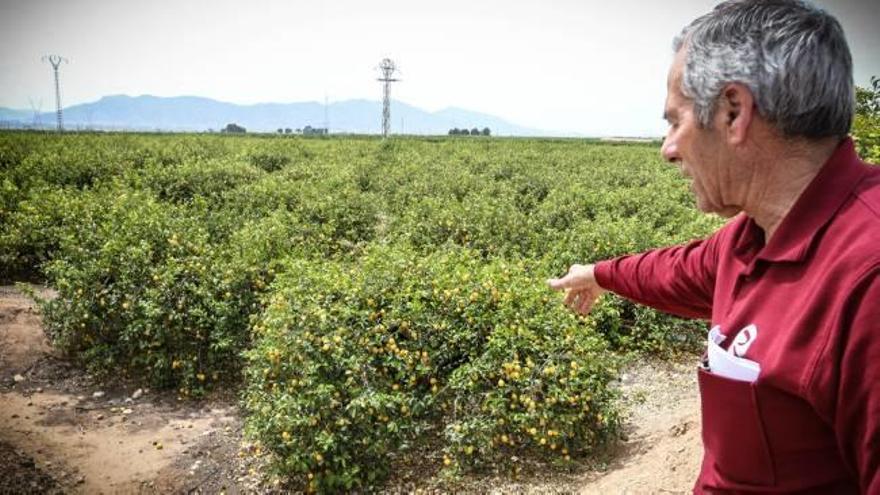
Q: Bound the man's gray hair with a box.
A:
[674,0,853,139]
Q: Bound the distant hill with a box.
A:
[0,95,554,136]
[0,108,31,122]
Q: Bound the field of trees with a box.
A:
[1,113,876,490]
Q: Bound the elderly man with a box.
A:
[549,0,879,493]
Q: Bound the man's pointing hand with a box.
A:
[547,264,607,315]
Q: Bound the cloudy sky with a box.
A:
[1,0,877,136]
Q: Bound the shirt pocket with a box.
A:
[698,366,776,487]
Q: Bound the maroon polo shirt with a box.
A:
[594,138,880,493]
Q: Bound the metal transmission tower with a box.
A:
[28,97,43,129]
[376,58,399,138]
[324,94,329,133]
[42,55,68,132]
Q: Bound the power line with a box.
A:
[42,54,68,132]
[376,58,400,138]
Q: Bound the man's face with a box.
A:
[661,50,742,218]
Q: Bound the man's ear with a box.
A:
[718,83,755,145]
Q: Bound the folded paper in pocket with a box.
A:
[707,326,761,383]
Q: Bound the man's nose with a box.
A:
[661,136,679,163]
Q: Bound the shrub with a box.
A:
[243,243,621,491]
[248,152,292,172]
[390,194,538,258]
[0,186,100,280]
[6,135,143,191]
[587,296,705,354]
[853,114,880,164]
[134,157,265,204]
[36,189,251,393]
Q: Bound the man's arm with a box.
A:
[549,227,727,320]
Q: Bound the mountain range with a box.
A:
[0,95,553,136]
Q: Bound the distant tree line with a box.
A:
[220,123,330,135]
[274,126,327,135]
[217,123,494,137]
[449,127,490,136]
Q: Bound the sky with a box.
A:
[1,0,878,137]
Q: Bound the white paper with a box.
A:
[707,326,761,383]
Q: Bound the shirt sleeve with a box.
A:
[808,266,880,493]
[593,226,726,320]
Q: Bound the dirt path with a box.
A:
[0,285,258,494]
[581,360,701,493]
[1,284,703,493]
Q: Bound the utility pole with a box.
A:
[42,54,68,132]
[376,58,399,138]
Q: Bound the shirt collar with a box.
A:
[732,137,869,264]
